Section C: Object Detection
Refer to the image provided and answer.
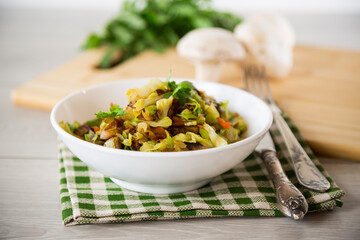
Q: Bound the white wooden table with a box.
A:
[0,8,359,239]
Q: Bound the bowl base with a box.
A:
[110,178,211,194]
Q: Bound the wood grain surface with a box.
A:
[11,46,360,161]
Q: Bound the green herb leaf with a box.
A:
[163,92,173,99]
[95,105,126,118]
[66,121,81,134]
[178,109,197,121]
[166,71,177,92]
[165,80,195,105]
[83,0,242,68]
[172,81,195,105]
[82,34,102,49]
[167,81,177,92]
[166,70,172,83]
[85,118,102,127]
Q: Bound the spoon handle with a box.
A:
[261,150,308,220]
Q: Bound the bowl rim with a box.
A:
[50,78,273,158]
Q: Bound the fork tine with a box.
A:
[243,64,252,93]
[249,66,259,96]
[254,66,265,100]
[242,64,264,99]
[241,63,249,92]
[260,66,276,105]
[245,65,259,96]
[242,64,275,104]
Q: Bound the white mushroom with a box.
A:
[234,14,296,78]
[177,28,245,82]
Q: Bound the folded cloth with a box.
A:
[59,115,344,226]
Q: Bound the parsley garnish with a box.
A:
[165,80,195,105]
[95,105,126,118]
[166,70,177,90]
[164,71,195,104]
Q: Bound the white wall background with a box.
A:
[1,0,359,50]
[1,0,360,14]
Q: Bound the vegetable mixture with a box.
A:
[60,76,247,152]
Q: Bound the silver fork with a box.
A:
[242,64,331,192]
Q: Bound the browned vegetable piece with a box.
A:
[156,89,167,95]
[100,128,118,140]
[167,99,176,118]
[169,126,199,135]
[141,127,166,142]
[123,128,131,134]
[150,127,167,139]
[124,123,135,129]
[186,143,208,151]
[104,136,121,149]
[132,139,140,151]
[185,126,199,133]
[100,119,124,140]
[172,116,185,127]
[127,101,135,108]
[168,98,184,118]
[74,125,92,137]
[144,130,157,142]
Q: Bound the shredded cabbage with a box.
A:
[203,123,228,147]
[232,117,248,133]
[137,122,149,133]
[165,130,174,149]
[178,109,197,121]
[187,132,213,147]
[122,133,133,147]
[59,121,81,134]
[84,130,99,143]
[205,103,220,124]
[221,127,240,143]
[184,121,197,126]
[189,90,205,112]
[146,116,172,128]
[173,132,213,148]
[104,136,120,148]
[126,79,167,102]
[156,96,173,119]
[219,101,230,120]
[173,141,187,151]
[145,105,157,115]
[133,132,147,143]
[140,141,167,152]
[134,92,163,112]
[199,128,210,140]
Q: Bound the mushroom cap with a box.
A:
[177,28,245,61]
[234,13,295,47]
[234,13,295,77]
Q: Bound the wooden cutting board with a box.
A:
[12,46,360,161]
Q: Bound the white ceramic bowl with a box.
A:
[50,78,272,194]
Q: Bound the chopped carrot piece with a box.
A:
[125,123,133,129]
[217,118,231,129]
[92,126,100,132]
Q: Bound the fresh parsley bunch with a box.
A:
[83,0,242,68]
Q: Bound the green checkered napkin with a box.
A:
[59,115,344,226]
